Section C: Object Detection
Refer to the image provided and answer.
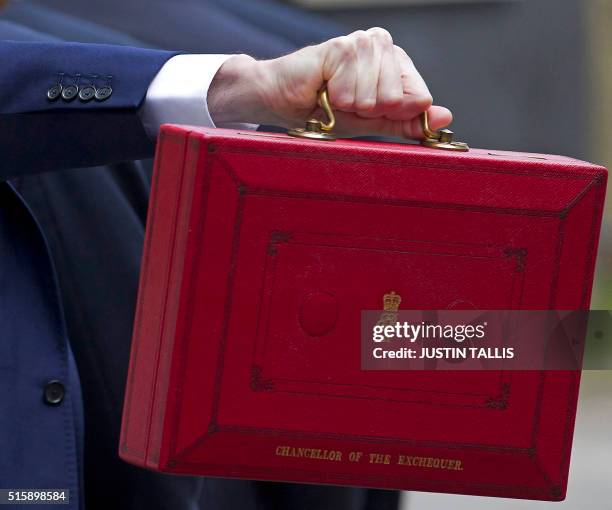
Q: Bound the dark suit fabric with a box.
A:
[0,27,203,509]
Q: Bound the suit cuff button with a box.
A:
[79,85,96,102]
[61,84,79,102]
[95,86,113,101]
[47,84,62,101]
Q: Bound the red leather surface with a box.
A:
[120,125,607,500]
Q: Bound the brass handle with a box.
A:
[420,111,469,152]
[288,87,469,151]
[421,110,438,140]
[287,87,337,140]
[317,88,335,132]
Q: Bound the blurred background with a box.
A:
[1,0,609,508]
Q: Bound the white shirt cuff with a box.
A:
[139,54,258,138]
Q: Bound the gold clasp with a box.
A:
[420,111,469,152]
[287,88,337,141]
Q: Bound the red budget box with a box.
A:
[120,124,607,501]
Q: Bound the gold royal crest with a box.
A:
[376,291,402,335]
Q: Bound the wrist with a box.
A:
[208,55,277,126]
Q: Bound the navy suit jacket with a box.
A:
[0,41,171,176]
[0,37,181,509]
[0,10,214,509]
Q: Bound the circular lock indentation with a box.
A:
[298,291,338,337]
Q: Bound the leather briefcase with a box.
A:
[120,100,607,501]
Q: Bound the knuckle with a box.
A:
[351,30,370,49]
[368,27,393,45]
[332,36,356,58]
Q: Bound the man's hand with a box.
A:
[208,28,452,139]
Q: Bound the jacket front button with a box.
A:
[47,84,62,101]
[95,86,112,101]
[78,85,96,102]
[43,380,65,406]
[61,85,79,102]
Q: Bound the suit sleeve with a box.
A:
[0,41,179,180]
